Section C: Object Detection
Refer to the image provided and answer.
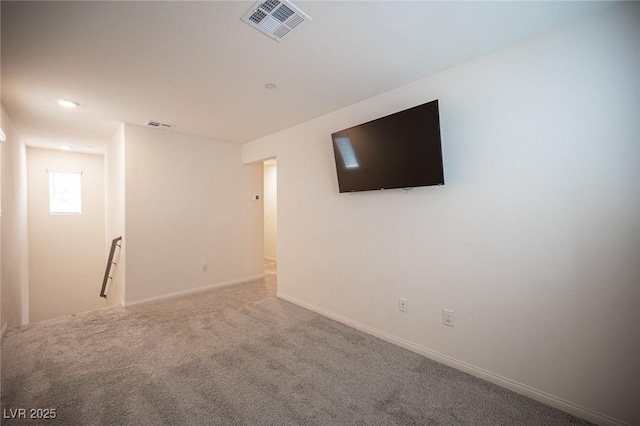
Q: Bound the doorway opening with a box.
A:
[263,158,277,276]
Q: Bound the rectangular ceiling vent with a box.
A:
[241,0,311,42]
[144,120,175,130]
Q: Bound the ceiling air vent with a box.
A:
[144,120,175,130]
[241,0,311,42]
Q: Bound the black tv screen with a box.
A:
[331,99,444,193]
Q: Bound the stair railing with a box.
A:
[100,236,122,299]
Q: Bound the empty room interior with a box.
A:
[1,1,638,425]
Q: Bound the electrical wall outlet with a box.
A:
[399,298,408,313]
[200,262,208,272]
[443,309,455,327]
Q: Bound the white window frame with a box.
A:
[49,170,82,215]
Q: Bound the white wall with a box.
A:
[242,4,640,426]
[104,124,126,306]
[27,148,107,322]
[264,161,277,261]
[124,124,263,303]
[0,105,29,328]
[0,130,2,332]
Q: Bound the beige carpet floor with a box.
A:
[1,272,592,425]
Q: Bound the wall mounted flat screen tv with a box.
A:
[331,99,444,193]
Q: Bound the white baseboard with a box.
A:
[277,292,630,426]
[125,274,266,307]
[1,322,7,338]
[25,303,124,327]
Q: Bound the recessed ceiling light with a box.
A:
[60,145,72,150]
[264,83,277,90]
[56,99,79,108]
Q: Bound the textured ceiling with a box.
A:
[1,1,611,153]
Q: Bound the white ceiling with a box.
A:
[1,1,611,154]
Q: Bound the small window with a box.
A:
[49,171,82,214]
